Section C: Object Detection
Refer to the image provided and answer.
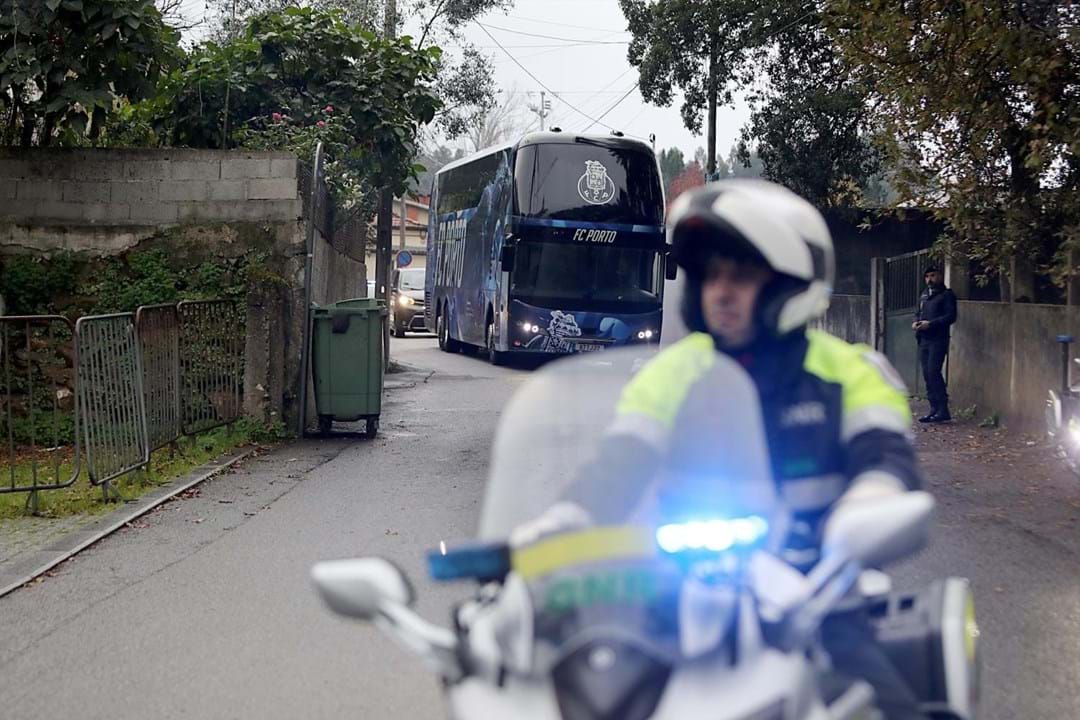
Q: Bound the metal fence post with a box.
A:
[297,142,324,438]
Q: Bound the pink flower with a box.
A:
[271,112,283,122]
[324,105,334,113]
[316,120,326,128]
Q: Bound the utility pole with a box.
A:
[706,34,718,178]
[528,90,551,131]
[376,0,397,370]
[399,194,407,250]
[221,0,237,147]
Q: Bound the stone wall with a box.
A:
[0,149,302,255]
[0,148,368,434]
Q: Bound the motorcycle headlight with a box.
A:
[655,516,768,554]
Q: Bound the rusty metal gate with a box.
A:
[75,313,149,486]
[178,300,244,435]
[136,304,182,452]
[882,249,932,396]
[0,316,81,503]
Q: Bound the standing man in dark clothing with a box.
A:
[913,267,957,423]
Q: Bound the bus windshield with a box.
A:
[511,243,661,311]
[513,142,663,225]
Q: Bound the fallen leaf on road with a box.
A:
[385,529,399,536]
[126,520,149,529]
[994,586,1005,593]
[286,458,298,463]
[244,511,257,516]
[217,499,233,504]
[193,518,204,524]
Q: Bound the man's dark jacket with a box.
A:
[915,285,957,343]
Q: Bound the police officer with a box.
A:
[913,266,957,423]
[517,180,926,719]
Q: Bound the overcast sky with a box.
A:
[177,0,751,160]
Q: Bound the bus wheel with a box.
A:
[487,319,507,366]
[438,309,460,353]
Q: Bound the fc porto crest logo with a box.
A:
[577,160,616,205]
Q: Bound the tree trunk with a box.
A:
[706,35,718,178]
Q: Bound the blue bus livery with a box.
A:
[425,132,669,363]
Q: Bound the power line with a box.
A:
[476,22,629,44]
[582,82,640,133]
[476,22,622,134]
[504,14,633,34]
[545,66,635,128]
[480,42,627,49]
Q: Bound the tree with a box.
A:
[153,8,441,202]
[621,2,882,205]
[0,0,180,147]
[657,147,686,189]
[464,89,527,152]
[740,13,880,207]
[412,143,465,193]
[620,0,756,176]
[826,1,1079,287]
[204,0,513,139]
[667,161,706,204]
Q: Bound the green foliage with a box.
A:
[825,0,1079,280]
[739,12,880,207]
[657,147,686,189]
[0,0,181,147]
[1,407,77,447]
[0,253,79,314]
[86,249,262,313]
[621,1,880,205]
[145,7,441,198]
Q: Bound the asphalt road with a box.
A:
[0,335,1077,719]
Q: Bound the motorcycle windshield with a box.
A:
[479,345,776,540]
[477,345,778,670]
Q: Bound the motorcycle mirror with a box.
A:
[822,491,934,569]
[311,557,415,621]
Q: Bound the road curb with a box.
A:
[0,446,256,599]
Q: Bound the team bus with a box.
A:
[424,131,671,364]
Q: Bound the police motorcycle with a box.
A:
[312,348,980,720]
[1046,334,1080,476]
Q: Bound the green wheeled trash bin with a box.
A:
[311,298,387,437]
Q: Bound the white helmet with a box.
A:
[668,179,835,337]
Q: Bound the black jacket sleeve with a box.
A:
[929,290,958,329]
[845,428,924,492]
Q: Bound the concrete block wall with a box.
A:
[0,149,302,243]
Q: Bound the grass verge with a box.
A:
[0,420,287,519]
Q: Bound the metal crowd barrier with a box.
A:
[136,304,182,452]
[75,313,150,487]
[178,300,244,435]
[0,316,81,504]
[0,299,244,503]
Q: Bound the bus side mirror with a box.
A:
[500,245,516,272]
[665,251,678,281]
